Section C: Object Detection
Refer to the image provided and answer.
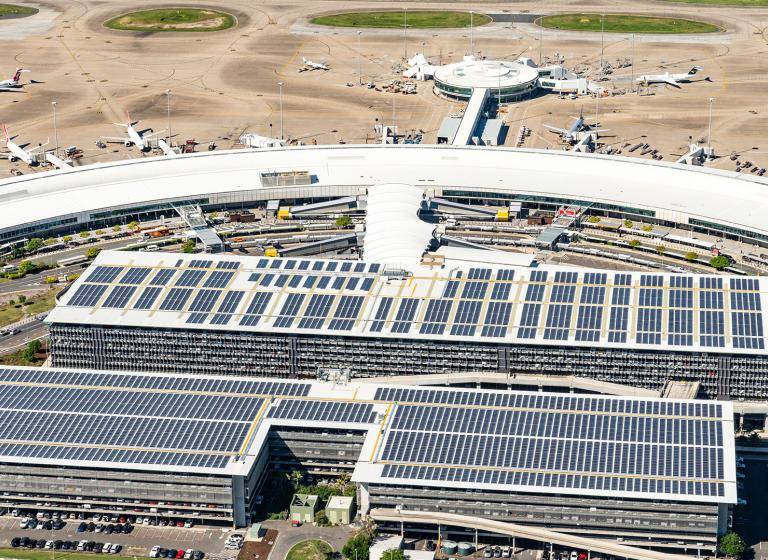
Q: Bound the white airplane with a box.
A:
[1,124,48,166]
[101,113,165,152]
[300,57,329,71]
[636,66,706,88]
[0,68,29,92]
[544,110,608,144]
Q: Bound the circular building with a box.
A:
[433,58,539,102]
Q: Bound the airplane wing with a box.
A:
[100,136,128,143]
[662,78,681,88]
[28,141,50,154]
[143,129,167,140]
[543,125,568,135]
[0,86,25,93]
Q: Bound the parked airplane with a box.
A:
[101,114,164,152]
[299,57,330,71]
[544,110,608,144]
[0,68,29,92]
[1,124,47,165]
[636,66,706,88]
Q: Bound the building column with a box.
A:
[358,482,371,515]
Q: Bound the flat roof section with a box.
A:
[46,250,768,356]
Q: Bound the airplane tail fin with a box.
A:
[1,123,8,143]
[12,68,23,82]
[689,66,702,76]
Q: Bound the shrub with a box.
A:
[642,224,653,232]
[86,247,101,260]
[587,215,600,223]
[335,215,352,228]
[719,532,746,559]
[112,225,122,232]
[623,219,633,228]
[44,276,58,284]
[342,532,372,560]
[628,239,641,249]
[62,235,73,243]
[656,245,666,255]
[684,251,699,262]
[181,240,196,254]
[314,509,329,526]
[25,238,44,253]
[79,231,90,238]
[710,255,730,270]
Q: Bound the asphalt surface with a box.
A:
[732,453,768,560]
[0,319,48,354]
[0,515,240,558]
[259,520,352,560]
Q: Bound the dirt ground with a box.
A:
[1,0,767,174]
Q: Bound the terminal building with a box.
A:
[46,250,768,400]
[0,365,736,556]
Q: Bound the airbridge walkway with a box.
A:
[369,509,697,560]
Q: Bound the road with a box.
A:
[259,520,352,560]
[0,319,48,354]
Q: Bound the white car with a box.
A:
[184,520,193,528]
[150,546,161,558]
[19,517,29,529]
[103,542,112,553]
[184,549,194,559]
[77,541,88,551]
[110,544,122,554]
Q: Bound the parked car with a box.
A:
[10,537,21,548]
[110,544,122,554]
[150,546,161,558]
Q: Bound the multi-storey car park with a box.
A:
[2,146,768,248]
[46,250,768,400]
[0,365,735,558]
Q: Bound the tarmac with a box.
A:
[0,0,767,178]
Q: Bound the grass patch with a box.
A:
[0,549,100,560]
[311,10,492,29]
[104,8,235,32]
[285,540,333,560]
[538,13,720,33]
[0,4,38,18]
[0,288,58,328]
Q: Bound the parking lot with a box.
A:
[0,515,241,559]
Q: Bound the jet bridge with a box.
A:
[174,204,225,253]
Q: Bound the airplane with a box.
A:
[100,113,165,152]
[1,124,48,166]
[544,110,608,144]
[299,57,329,72]
[636,66,707,88]
[0,68,29,92]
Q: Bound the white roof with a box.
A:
[2,146,768,244]
[434,58,540,89]
[363,183,434,270]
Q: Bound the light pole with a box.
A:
[630,33,635,93]
[470,10,474,56]
[357,31,363,85]
[277,82,284,140]
[600,14,605,70]
[51,101,58,157]
[403,8,408,60]
[165,90,171,145]
[707,97,715,151]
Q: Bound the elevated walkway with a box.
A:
[369,509,692,560]
[452,87,489,146]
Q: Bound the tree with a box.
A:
[719,532,746,558]
[314,509,329,526]
[289,470,304,488]
[112,225,122,232]
[17,294,26,304]
[587,215,600,224]
[628,239,641,249]
[623,219,633,228]
[62,235,73,243]
[335,215,352,228]
[17,261,36,275]
[684,251,699,262]
[181,239,196,254]
[710,255,730,270]
[21,339,42,363]
[342,531,372,560]
[127,220,139,230]
[44,276,58,284]
[655,245,666,255]
[86,247,101,260]
[79,231,90,238]
[25,238,44,253]
[381,550,404,560]
[44,238,57,246]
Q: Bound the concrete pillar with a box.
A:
[359,482,371,515]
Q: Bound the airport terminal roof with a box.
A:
[46,250,768,355]
[2,145,768,244]
[433,59,540,89]
[0,365,736,504]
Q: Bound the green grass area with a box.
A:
[285,540,333,560]
[104,8,235,32]
[538,13,721,33]
[311,10,492,29]
[0,549,101,560]
[0,4,38,18]
[0,288,58,328]
[0,345,44,366]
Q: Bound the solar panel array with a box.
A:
[375,389,728,500]
[58,255,768,354]
[0,367,311,470]
[268,399,378,424]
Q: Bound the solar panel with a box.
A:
[370,297,394,333]
[203,271,235,289]
[216,261,240,270]
[119,267,151,285]
[268,399,377,424]
[517,303,541,339]
[274,293,305,328]
[175,269,207,287]
[240,292,273,327]
[102,285,137,309]
[482,301,512,337]
[391,298,419,334]
[149,269,176,286]
[86,266,123,284]
[159,288,193,311]
[133,287,163,310]
[450,300,482,336]
[188,289,221,313]
[298,294,335,329]
[189,259,213,268]
[68,284,108,307]
[329,295,364,331]
[420,299,453,335]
